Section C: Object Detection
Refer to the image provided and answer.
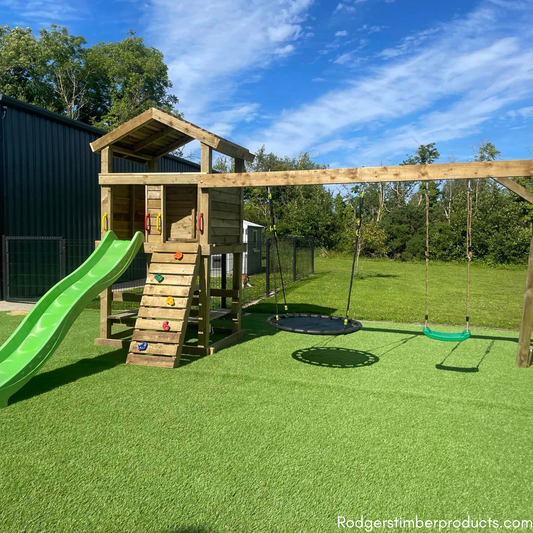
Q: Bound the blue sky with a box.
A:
[2,0,533,167]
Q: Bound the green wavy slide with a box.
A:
[0,231,144,408]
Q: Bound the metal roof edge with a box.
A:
[0,95,201,170]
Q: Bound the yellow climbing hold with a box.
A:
[166,296,175,306]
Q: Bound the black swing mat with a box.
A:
[267,313,362,335]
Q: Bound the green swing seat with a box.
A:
[423,327,471,342]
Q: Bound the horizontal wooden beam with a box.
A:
[99,173,201,185]
[197,159,533,188]
[493,177,533,205]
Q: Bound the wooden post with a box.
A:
[232,157,245,333]
[516,233,533,368]
[100,147,113,340]
[198,144,212,350]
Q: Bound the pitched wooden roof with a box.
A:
[90,108,254,164]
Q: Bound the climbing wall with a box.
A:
[127,243,200,368]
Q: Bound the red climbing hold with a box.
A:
[162,321,171,331]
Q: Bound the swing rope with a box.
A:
[267,187,288,320]
[425,183,430,329]
[466,179,472,332]
[423,180,472,342]
[345,191,364,327]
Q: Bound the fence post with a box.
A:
[265,238,270,297]
[293,238,297,282]
[311,237,315,274]
[221,253,227,308]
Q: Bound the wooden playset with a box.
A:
[90,107,533,368]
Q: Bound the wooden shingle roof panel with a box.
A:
[90,108,254,162]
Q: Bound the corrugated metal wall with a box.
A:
[0,95,201,300]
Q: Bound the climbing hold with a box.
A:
[162,321,171,331]
[166,296,175,306]
[154,273,164,283]
[174,251,184,260]
[138,342,148,351]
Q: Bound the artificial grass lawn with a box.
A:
[251,257,527,330]
[1,308,532,532]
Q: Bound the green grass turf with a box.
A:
[1,306,532,532]
[250,257,527,330]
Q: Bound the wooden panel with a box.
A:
[211,191,241,204]
[145,242,200,253]
[144,285,191,297]
[138,308,186,320]
[141,295,191,308]
[132,330,180,343]
[135,318,184,331]
[146,274,193,285]
[126,353,176,368]
[211,218,240,228]
[211,201,240,214]
[211,227,240,236]
[151,253,197,264]
[100,174,199,185]
[130,342,177,356]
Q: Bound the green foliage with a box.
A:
[0,25,179,128]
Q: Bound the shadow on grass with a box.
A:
[10,348,127,405]
[292,347,379,368]
[436,340,494,373]
[355,273,400,280]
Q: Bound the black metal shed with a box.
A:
[0,95,201,301]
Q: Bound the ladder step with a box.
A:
[129,342,178,356]
[138,308,186,320]
[144,285,190,297]
[146,274,193,285]
[135,318,184,331]
[141,295,192,308]
[149,263,196,275]
[126,353,176,368]
[150,242,200,253]
[132,330,180,343]
[151,253,198,264]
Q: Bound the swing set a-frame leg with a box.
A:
[516,234,533,368]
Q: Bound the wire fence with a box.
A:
[1,236,314,306]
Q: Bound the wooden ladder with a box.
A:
[127,243,201,368]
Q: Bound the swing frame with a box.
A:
[96,114,533,369]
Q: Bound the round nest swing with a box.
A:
[267,313,362,335]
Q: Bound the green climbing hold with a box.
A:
[154,273,164,283]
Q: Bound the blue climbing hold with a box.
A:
[138,342,148,351]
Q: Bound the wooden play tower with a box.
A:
[91,108,254,367]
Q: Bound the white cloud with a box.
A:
[335,30,348,37]
[312,77,326,82]
[146,0,314,132]
[0,0,86,21]
[358,24,387,34]
[251,4,533,164]
[507,106,533,119]
[378,27,439,59]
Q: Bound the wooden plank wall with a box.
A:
[210,187,242,245]
[166,185,197,240]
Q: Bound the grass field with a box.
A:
[251,257,527,330]
[0,258,532,532]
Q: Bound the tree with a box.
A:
[0,25,179,128]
